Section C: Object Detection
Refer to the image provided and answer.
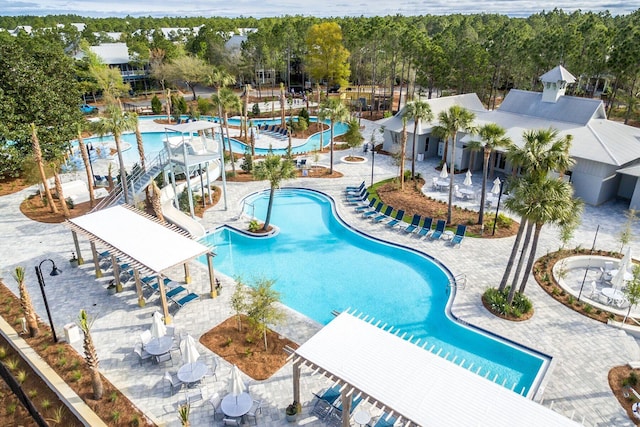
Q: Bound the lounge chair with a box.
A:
[173,292,200,309]
[370,412,397,427]
[417,217,434,238]
[355,198,377,212]
[404,214,421,233]
[372,206,393,223]
[346,191,369,206]
[362,202,383,218]
[346,181,365,193]
[166,286,187,299]
[346,187,366,201]
[429,219,447,240]
[310,385,341,420]
[385,210,404,227]
[449,224,467,247]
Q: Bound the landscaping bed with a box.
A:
[609,365,640,425]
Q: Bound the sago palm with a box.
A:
[78,309,103,400]
[13,267,39,337]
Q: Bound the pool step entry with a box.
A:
[347,308,527,396]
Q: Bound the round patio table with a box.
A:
[177,362,208,384]
[353,409,371,426]
[601,287,625,305]
[144,336,173,356]
[221,392,252,418]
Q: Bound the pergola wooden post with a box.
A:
[341,388,351,427]
[292,360,301,405]
[89,241,102,278]
[111,255,122,292]
[133,269,145,307]
[183,262,191,284]
[157,275,172,324]
[71,231,84,265]
[207,252,217,298]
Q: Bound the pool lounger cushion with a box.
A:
[173,292,199,308]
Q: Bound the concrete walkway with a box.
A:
[1,118,640,426]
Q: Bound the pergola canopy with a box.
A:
[293,312,578,427]
[66,205,211,275]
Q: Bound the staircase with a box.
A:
[92,150,170,212]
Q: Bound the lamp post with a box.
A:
[34,259,62,343]
[86,143,95,180]
[492,178,505,236]
[370,142,376,187]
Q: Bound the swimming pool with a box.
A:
[200,188,549,397]
[81,117,348,162]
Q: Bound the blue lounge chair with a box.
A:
[346,181,365,193]
[172,292,199,309]
[373,206,393,222]
[386,209,404,227]
[449,224,467,247]
[404,214,421,233]
[430,219,447,240]
[362,202,383,218]
[355,197,377,212]
[346,189,367,204]
[166,286,187,299]
[311,385,341,420]
[417,217,434,238]
[370,412,397,427]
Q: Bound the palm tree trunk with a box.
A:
[263,186,275,231]
[329,120,335,174]
[400,123,407,190]
[508,221,534,302]
[478,149,490,225]
[31,124,57,213]
[411,121,419,179]
[150,181,165,223]
[447,133,456,224]
[77,134,96,208]
[53,170,70,218]
[114,135,131,204]
[16,269,39,337]
[498,218,527,292]
[518,223,543,294]
[90,368,104,400]
[223,112,237,175]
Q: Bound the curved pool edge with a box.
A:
[206,186,554,399]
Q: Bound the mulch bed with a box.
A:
[19,194,95,224]
[199,315,297,381]
[480,294,534,322]
[609,365,640,425]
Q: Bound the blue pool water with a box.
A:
[82,117,348,163]
[200,189,548,396]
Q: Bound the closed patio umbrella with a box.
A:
[229,364,246,403]
[612,247,633,291]
[150,311,166,339]
[464,170,472,187]
[491,177,502,194]
[440,162,448,179]
[180,334,200,364]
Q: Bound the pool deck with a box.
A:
[1,118,640,426]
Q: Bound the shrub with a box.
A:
[251,103,260,117]
[0,144,24,180]
[623,372,639,387]
[483,287,533,318]
[151,95,162,114]
[583,304,593,314]
[567,295,575,305]
[241,150,253,173]
[248,220,261,232]
[65,197,74,210]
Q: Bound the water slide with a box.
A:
[159,160,222,239]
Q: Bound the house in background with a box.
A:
[380,65,640,208]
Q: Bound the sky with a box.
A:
[0,0,639,18]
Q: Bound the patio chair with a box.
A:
[385,210,405,228]
[417,217,434,238]
[313,385,341,405]
[601,261,614,282]
[429,219,447,240]
[432,177,438,190]
[362,202,383,218]
[404,214,421,233]
[368,412,397,427]
[134,343,152,365]
[186,388,204,405]
[223,418,241,427]
[355,198,377,212]
[155,352,172,364]
[310,399,333,420]
[162,371,183,396]
[449,224,467,247]
[246,400,263,425]
[208,393,223,420]
[372,205,393,223]
[454,185,464,200]
[140,330,152,346]
[346,181,365,193]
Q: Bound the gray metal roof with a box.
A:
[498,90,605,125]
[540,65,576,83]
[89,43,130,65]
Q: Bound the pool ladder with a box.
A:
[448,273,467,290]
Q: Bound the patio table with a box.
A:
[221,392,253,418]
[459,188,475,199]
[144,336,173,356]
[177,362,208,384]
[436,180,449,190]
[601,287,625,306]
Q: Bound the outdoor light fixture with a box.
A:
[492,179,505,236]
[34,259,62,343]
[370,141,376,187]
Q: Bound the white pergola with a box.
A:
[291,312,579,427]
[66,205,217,322]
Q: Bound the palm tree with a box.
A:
[92,104,138,204]
[432,105,476,224]
[506,128,574,181]
[467,123,512,226]
[242,84,251,141]
[78,309,103,400]
[319,98,350,175]
[51,160,70,218]
[403,101,433,179]
[212,87,242,175]
[77,127,96,208]
[252,153,296,231]
[399,115,408,189]
[280,83,286,126]
[14,267,38,337]
[31,124,57,214]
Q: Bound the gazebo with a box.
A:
[290,312,578,427]
[66,205,217,323]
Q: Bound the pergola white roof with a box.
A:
[165,120,220,134]
[293,312,579,427]
[66,205,210,275]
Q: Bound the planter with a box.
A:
[285,413,297,423]
[69,260,79,268]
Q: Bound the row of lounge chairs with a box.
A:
[311,385,397,427]
[259,124,289,140]
[345,181,468,247]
